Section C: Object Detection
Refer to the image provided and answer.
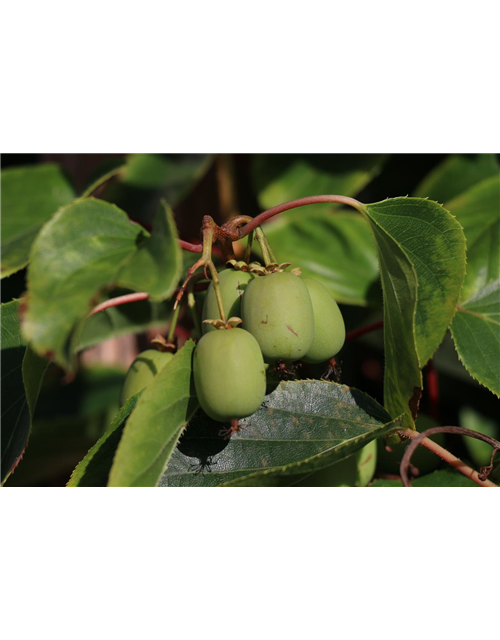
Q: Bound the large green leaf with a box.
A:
[258,212,379,306]
[252,154,386,210]
[117,200,183,300]
[67,394,141,487]
[1,164,75,278]
[360,197,466,427]
[22,198,144,369]
[159,380,397,487]
[1,300,48,484]
[445,174,500,302]
[108,341,198,487]
[414,154,498,203]
[450,280,500,397]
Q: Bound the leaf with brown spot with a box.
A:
[409,387,422,421]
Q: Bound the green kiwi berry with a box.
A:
[193,328,266,422]
[302,278,345,363]
[241,271,314,361]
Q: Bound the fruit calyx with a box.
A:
[225,259,252,272]
[245,260,302,276]
[202,316,243,330]
[150,334,176,353]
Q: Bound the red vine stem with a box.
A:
[89,292,149,316]
[88,282,210,317]
[234,195,365,238]
[345,319,383,341]
[398,427,499,488]
[179,239,203,253]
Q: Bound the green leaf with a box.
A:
[361,197,466,427]
[1,164,75,278]
[108,341,198,487]
[1,300,48,484]
[257,212,379,306]
[459,406,500,469]
[450,280,500,396]
[446,174,500,302]
[414,154,498,203]
[159,380,397,487]
[22,198,146,369]
[117,200,183,300]
[67,394,141,487]
[253,154,386,210]
[78,294,173,351]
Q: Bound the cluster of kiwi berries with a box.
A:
[194,262,346,423]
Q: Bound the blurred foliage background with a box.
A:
[1,153,499,486]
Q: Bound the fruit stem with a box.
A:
[207,262,227,324]
[167,303,181,343]
[244,230,254,264]
[398,427,500,488]
[187,276,205,338]
[264,233,277,263]
[254,227,275,266]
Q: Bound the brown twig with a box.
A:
[399,427,500,488]
[479,447,499,482]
